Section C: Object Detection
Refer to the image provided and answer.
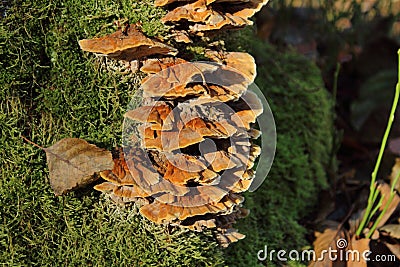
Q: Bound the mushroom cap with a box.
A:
[124,102,173,130]
[98,148,136,185]
[139,119,237,152]
[161,0,269,33]
[139,193,243,223]
[141,55,254,101]
[155,0,251,6]
[148,150,243,186]
[140,57,188,74]
[78,25,178,61]
[154,0,186,6]
[92,46,264,247]
[124,147,191,197]
[216,228,246,248]
[94,182,150,198]
[170,30,193,43]
[149,151,220,185]
[176,205,249,231]
[177,218,218,231]
[94,181,116,193]
[205,50,256,83]
[141,61,219,98]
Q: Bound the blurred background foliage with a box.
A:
[257,0,400,146]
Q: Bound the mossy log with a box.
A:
[0,0,333,266]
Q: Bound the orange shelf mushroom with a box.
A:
[160,0,269,35]
[79,25,177,61]
[78,0,269,248]
[102,55,262,246]
[91,56,262,246]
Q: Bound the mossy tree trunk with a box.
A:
[0,1,333,266]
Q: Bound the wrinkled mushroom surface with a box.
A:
[79,25,178,61]
[161,0,269,34]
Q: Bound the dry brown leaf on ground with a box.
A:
[347,236,369,267]
[309,221,347,267]
[382,241,400,261]
[375,183,400,229]
[380,224,400,239]
[389,158,400,193]
[45,138,114,196]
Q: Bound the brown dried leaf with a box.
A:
[45,138,114,196]
[347,236,369,267]
[380,224,400,239]
[383,242,400,260]
[376,183,400,229]
[309,221,347,267]
[79,25,177,61]
[389,158,400,193]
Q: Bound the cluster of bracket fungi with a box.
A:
[78,0,269,247]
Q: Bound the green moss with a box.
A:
[0,0,223,266]
[1,1,334,266]
[223,30,334,266]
